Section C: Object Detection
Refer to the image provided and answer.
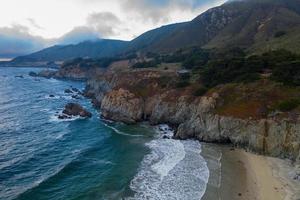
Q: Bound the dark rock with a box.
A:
[62,103,92,118]
[29,72,38,77]
[83,91,94,98]
[58,114,72,119]
[49,94,55,98]
[163,135,170,139]
[71,95,80,99]
[15,75,24,78]
[91,98,101,108]
[71,87,79,93]
[64,89,73,94]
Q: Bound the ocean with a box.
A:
[0,67,210,200]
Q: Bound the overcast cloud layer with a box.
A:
[0,0,226,58]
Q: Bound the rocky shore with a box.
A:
[81,69,300,172]
[58,103,92,119]
[34,66,300,180]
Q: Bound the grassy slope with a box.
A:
[210,80,300,119]
[205,1,300,54]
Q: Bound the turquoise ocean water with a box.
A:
[0,67,209,200]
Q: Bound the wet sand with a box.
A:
[201,144,300,200]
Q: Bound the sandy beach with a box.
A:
[201,144,300,200]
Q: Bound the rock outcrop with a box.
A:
[101,88,144,124]
[59,103,92,119]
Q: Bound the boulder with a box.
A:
[64,89,73,94]
[71,95,80,99]
[29,72,38,77]
[62,103,92,118]
[71,87,80,93]
[58,114,72,119]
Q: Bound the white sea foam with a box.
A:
[40,108,50,112]
[55,132,67,140]
[128,125,210,200]
[47,78,59,83]
[44,95,60,100]
[103,123,144,137]
[150,139,185,179]
[49,111,81,123]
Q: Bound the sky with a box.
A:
[0,0,226,58]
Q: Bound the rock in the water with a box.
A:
[71,87,79,93]
[15,75,24,78]
[162,135,170,139]
[58,114,72,119]
[64,89,73,94]
[71,95,80,99]
[29,72,38,77]
[62,103,92,118]
[49,94,55,98]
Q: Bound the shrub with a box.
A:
[276,99,300,112]
[132,60,158,68]
[176,81,190,88]
[159,76,171,88]
[274,31,286,38]
[271,61,300,86]
[193,87,208,96]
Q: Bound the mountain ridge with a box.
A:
[10,0,300,63]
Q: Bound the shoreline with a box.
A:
[201,144,300,200]
[15,67,300,199]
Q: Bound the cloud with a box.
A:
[86,12,122,37]
[58,26,100,45]
[27,18,44,30]
[120,0,226,24]
[0,1,226,57]
[57,11,124,45]
[0,24,48,57]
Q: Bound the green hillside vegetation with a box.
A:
[62,57,121,69]
[200,49,300,87]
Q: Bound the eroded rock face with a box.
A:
[84,70,300,162]
[61,103,92,118]
[101,88,144,124]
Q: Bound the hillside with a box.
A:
[140,0,300,53]
[10,0,300,64]
[12,39,128,62]
[125,23,187,52]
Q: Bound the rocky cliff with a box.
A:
[84,69,300,164]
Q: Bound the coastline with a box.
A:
[18,66,300,200]
[201,144,300,200]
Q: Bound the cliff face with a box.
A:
[84,70,300,164]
